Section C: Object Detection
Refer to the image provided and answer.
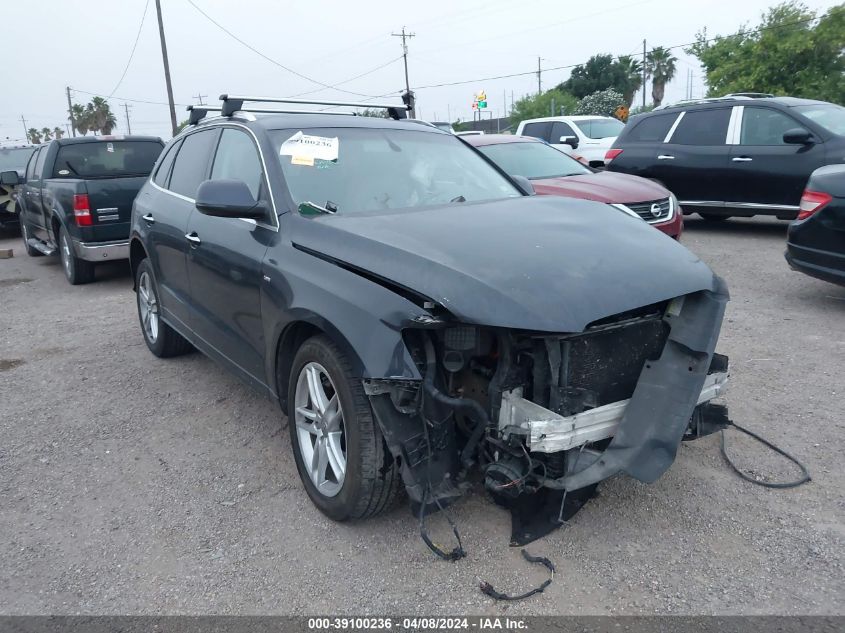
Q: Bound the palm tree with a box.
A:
[53,127,65,139]
[71,103,88,135]
[41,127,53,142]
[616,55,643,106]
[646,46,677,107]
[27,128,42,144]
[90,97,117,135]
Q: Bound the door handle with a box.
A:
[657,154,675,160]
[732,157,753,162]
[141,213,155,224]
[185,232,201,246]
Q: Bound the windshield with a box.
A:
[0,147,36,171]
[477,141,590,179]
[270,127,521,214]
[573,118,625,139]
[52,141,162,179]
[793,104,845,136]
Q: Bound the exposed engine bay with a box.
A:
[365,282,730,545]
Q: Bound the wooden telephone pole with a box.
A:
[155,0,178,136]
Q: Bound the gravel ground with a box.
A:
[0,216,843,616]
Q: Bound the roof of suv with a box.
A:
[519,115,616,123]
[655,96,829,112]
[193,113,450,134]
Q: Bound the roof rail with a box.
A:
[186,104,359,126]
[654,92,776,111]
[724,92,775,98]
[219,94,410,119]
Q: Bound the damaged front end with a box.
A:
[365,278,730,545]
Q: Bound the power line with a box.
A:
[108,0,151,97]
[289,56,404,98]
[185,0,380,98]
[411,14,821,91]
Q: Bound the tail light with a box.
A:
[797,190,831,220]
[73,194,92,226]
[605,148,623,163]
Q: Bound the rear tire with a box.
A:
[135,258,192,358]
[20,220,43,257]
[287,335,402,521]
[699,213,731,222]
[59,226,95,284]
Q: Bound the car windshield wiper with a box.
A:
[450,195,466,203]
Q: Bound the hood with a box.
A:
[532,171,669,204]
[290,196,719,332]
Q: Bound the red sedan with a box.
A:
[464,134,683,239]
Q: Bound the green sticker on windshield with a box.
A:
[315,158,337,169]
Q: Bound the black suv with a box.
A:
[606,95,845,220]
[129,95,730,531]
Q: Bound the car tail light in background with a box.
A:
[73,194,92,226]
[605,148,623,163]
[797,190,832,220]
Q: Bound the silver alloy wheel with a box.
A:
[60,232,72,277]
[137,271,160,343]
[294,361,347,497]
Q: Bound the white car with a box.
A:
[515,115,625,167]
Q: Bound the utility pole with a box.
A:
[155,0,178,137]
[537,57,542,94]
[642,39,647,109]
[21,115,28,143]
[123,103,133,134]
[193,94,207,105]
[66,86,76,137]
[392,27,416,117]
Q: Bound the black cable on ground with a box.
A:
[480,549,555,601]
[720,420,811,489]
[418,485,466,562]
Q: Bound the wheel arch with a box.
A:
[273,315,368,416]
[129,238,148,290]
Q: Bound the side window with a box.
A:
[551,121,576,141]
[670,108,732,145]
[168,130,218,198]
[26,148,42,180]
[627,113,679,142]
[740,108,800,145]
[521,122,552,142]
[33,145,49,179]
[210,129,264,199]
[153,139,181,188]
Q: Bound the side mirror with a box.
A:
[195,179,268,219]
[0,170,21,186]
[559,135,579,149]
[511,175,535,196]
[783,127,813,145]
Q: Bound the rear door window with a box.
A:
[168,130,219,199]
[521,122,553,142]
[52,141,162,179]
[573,118,625,139]
[669,108,731,145]
[152,139,181,188]
[740,107,801,145]
[626,113,679,142]
[26,147,42,180]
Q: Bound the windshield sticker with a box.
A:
[57,169,70,176]
[280,131,339,164]
[106,142,114,153]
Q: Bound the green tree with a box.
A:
[175,119,190,134]
[27,128,42,144]
[509,89,578,127]
[358,108,390,119]
[687,1,844,103]
[559,54,643,106]
[645,46,677,107]
[90,97,117,134]
[53,127,65,139]
[616,55,644,106]
[574,89,626,117]
[41,127,53,142]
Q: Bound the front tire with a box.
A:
[135,258,192,358]
[287,335,401,521]
[59,226,95,284]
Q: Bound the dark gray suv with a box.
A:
[606,95,845,220]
